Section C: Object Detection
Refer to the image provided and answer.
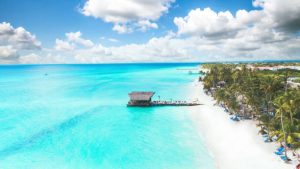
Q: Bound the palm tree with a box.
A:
[211,66,218,88]
[232,69,241,84]
[274,96,288,158]
[274,90,300,159]
[215,89,226,104]
[202,63,300,156]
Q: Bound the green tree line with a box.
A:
[202,63,300,160]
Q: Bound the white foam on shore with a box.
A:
[188,80,293,169]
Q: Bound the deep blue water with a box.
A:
[0,63,215,169]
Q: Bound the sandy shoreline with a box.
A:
[188,80,293,169]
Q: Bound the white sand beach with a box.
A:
[188,80,294,169]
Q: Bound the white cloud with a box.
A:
[137,20,158,32]
[0,22,41,63]
[108,38,119,43]
[253,0,300,32]
[19,53,69,64]
[54,31,93,51]
[112,24,132,34]
[0,22,41,50]
[15,33,300,64]
[19,53,44,64]
[3,0,300,64]
[170,0,300,61]
[124,33,201,61]
[100,36,120,43]
[81,0,174,33]
[174,0,300,37]
[66,31,94,47]
[75,30,299,63]
[0,45,18,60]
[174,8,263,38]
[55,39,75,51]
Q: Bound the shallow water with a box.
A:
[0,63,215,169]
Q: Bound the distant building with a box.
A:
[287,77,300,89]
[127,92,155,106]
[199,66,210,73]
[247,65,300,71]
[217,81,226,88]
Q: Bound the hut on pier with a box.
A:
[127,92,155,106]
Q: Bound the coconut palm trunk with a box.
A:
[280,107,288,158]
[281,71,289,159]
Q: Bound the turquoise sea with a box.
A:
[0,63,215,169]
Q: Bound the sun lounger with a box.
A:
[277,147,284,152]
[230,116,240,121]
[264,138,272,143]
[270,135,278,142]
[275,148,285,155]
[280,155,290,162]
[262,134,269,138]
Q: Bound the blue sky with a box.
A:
[0,0,299,63]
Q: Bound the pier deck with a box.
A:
[127,91,201,107]
[127,100,202,107]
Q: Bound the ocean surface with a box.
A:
[0,63,215,169]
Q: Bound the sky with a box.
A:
[0,0,299,64]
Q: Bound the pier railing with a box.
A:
[151,100,201,106]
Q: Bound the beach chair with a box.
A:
[276,146,284,152]
[280,155,290,162]
[230,116,240,122]
[271,135,278,142]
[264,138,272,143]
[275,148,284,155]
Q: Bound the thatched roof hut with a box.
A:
[129,92,155,101]
[128,92,155,106]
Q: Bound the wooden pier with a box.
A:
[127,91,201,107]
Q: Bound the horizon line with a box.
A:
[0,59,300,66]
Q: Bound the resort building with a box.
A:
[288,77,300,89]
[247,65,300,71]
[217,81,226,88]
